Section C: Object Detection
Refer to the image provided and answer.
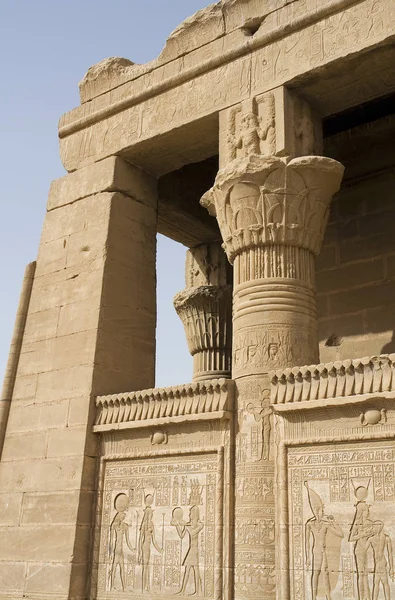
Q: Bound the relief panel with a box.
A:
[93,453,222,600]
[288,441,395,600]
[233,324,318,378]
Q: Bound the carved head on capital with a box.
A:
[241,112,260,130]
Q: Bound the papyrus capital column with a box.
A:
[202,87,344,600]
[174,243,232,382]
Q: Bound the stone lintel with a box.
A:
[58,0,395,173]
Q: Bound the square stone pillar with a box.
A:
[0,156,158,599]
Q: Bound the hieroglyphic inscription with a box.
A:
[96,454,219,599]
[288,442,395,600]
[251,0,395,102]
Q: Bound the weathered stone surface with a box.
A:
[3,1,395,599]
[47,155,157,209]
[59,0,395,175]
[0,159,158,598]
[160,3,224,63]
[79,56,136,103]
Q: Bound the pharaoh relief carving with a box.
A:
[288,441,395,600]
[95,454,221,599]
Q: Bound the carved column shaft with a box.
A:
[174,243,233,382]
[203,89,344,600]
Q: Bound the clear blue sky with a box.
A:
[0,0,211,389]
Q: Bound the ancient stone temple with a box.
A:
[1,0,395,599]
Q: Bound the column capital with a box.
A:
[201,154,344,264]
[174,243,232,382]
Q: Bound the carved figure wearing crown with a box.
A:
[304,482,343,600]
[172,505,204,596]
[349,483,376,600]
[138,493,163,592]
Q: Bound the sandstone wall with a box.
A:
[317,167,395,362]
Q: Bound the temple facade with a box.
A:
[1,1,395,599]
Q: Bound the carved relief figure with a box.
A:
[138,494,163,592]
[349,484,375,600]
[304,482,344,600]
[367,521,394,600]
[172,505,204,596]
[267,342,280,366]
[253,392,272,461]
[240,390,272,463]
[294,105,315,155]
[228,111,274,158]
[109,493,135,592]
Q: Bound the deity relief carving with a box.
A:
[234,562,276,595]
[236,475,273,502]
[288,442,395,600]
[138,494,163,592]
[227,95,275,161]
[109,493,135,592]
[238,389,271,463]
[96,455,220,598]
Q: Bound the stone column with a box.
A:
[174,243,232,382]
[202,88,344,600]
[0,156,157,599]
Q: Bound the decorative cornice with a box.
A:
[59,0,362,138]
[94,378,235,432]
[201,154,344,263]
[270,354,395,409]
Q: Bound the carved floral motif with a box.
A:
[174,285,232,381]
[175,243,233,382]
[201,154,344,264]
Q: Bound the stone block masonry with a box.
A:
[2,0,395,599]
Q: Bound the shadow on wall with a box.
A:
[317,123,395,361]
[381,333,395,354]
